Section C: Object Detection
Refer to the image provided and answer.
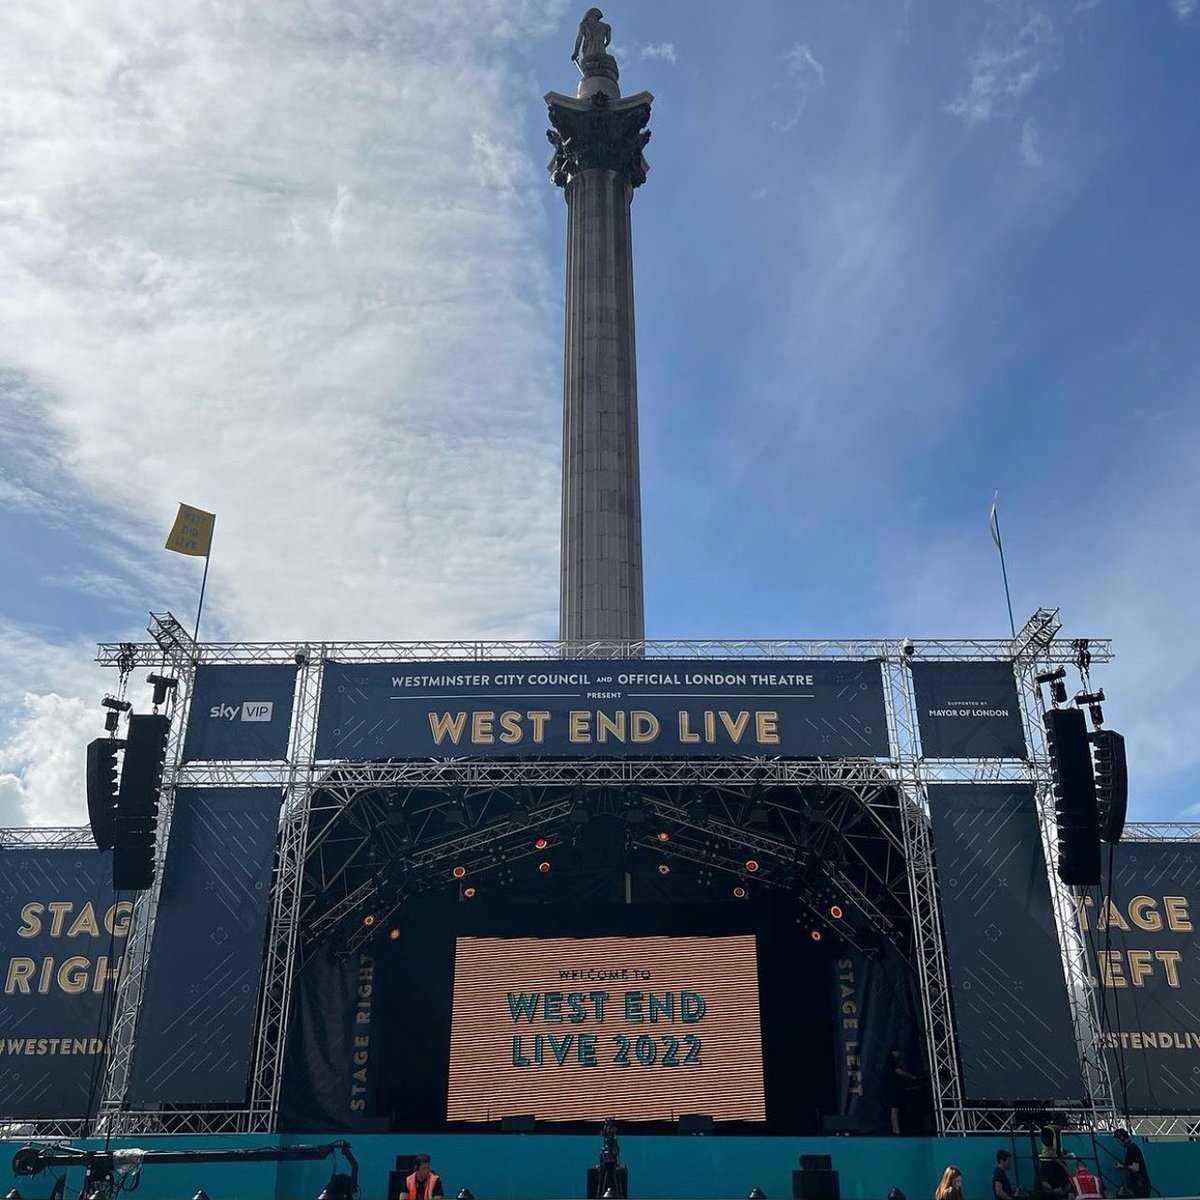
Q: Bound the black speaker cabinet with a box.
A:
[793,1169,841,1200]
[586,1166,629,1199]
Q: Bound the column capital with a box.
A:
[545,90,653,189]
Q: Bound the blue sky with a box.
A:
[0,0,1196,825]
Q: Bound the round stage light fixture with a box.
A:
[534,836,549,850]
[745,859,759,873]
[657,863,670,875]
[387,928,401,940]
[732,885,747,899]
[656,829,670,842]
[463,886,477,899]
[452,865,466,879]
[361,912,378,928]
[829,904,844,920]
[809,929,823,942]
[538,860,551,873]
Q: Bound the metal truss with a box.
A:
[81,609,1131,1137]
[1018,663,1116,1125]
[0,826,95,849]
[885,656,966,1134]
[1123,823,1200,842]
[96,645,196,1136]
[98,626,1113,668]
[245,655,324,1130]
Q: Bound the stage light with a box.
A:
[452,865,466,879]
[457,1191,475,1200]
[146,673,178,708]
[656,830,670,842]
[749,1190,768,1200]
[809,929,823,942]
[463,886,477,899]
[1037,667,1069,706]
[733,885,747,899]
[657,863,670,875]
[829,904,844,920]
[745,859,759,873]
[387,928,401,940]
[193,1190,212,1200]
[538,861,551,873]
[534,836,548,850]
[361,913,378,928]
[1076,689,1106,728]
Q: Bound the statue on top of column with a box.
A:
[572,8,616,74]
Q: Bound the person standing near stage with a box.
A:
[404,1154,444,1200]
[994,1150,1016,1200]
[935,1166,964,1200]
[1113,1130,1150,1199]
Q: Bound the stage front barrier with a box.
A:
[126,787,282,1104]
[927,784,1082,1102]
[0,846,127,1120]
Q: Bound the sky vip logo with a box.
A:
[209,701,274,722]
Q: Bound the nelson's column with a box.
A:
[547,9,653,644]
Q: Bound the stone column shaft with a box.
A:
[546,89,653,646]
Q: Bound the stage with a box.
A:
[5,1131,1200,1200]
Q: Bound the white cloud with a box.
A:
[0,0,568,824]
[639,43,678,65]
[774,43,826,131]
[0,621,111,827]
[1174,0,1197,16]
[948,13,1054,124]
[1019,118,1044,167]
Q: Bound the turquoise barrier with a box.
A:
[2,1132,1198,1200]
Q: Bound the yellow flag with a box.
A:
[165,503,215,557]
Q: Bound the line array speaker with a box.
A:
[1091,728,1128,844]
[85,737,123,851]
[1043,706,1100,886]
[112,713,170,891]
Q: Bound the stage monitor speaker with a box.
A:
[793,1170,840,1200]
[1091,729,1128,844]
[820,1116,858,1135]
[500,1114,535,1132]
[1043,706,1100,886]
[800,1156,833,1172]
[678,1113,714,1134]
[586,1166,628,1199]
[113,713,170,891]
[85,737,123,851]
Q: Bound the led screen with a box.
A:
[446,934,765,1122]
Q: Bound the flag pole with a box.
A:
[990,493,1017,639]
[193,514,214,644]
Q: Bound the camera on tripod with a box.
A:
[586,1117,628,1199]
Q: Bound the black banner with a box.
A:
[928,785,1081,1101]
[1082,841,1200,1111]
[315,659,889,760]
[280,943,386,1132]
[833,943,923,1132]
[182,664,297,761]
[0,849,129,1118]
[127,788,280,1104]
[911,661,1026,759]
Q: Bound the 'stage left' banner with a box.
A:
[0,849,130,1118]
[314,659,890,759]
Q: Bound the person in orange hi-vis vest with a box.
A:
[404,1154,443,1200]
